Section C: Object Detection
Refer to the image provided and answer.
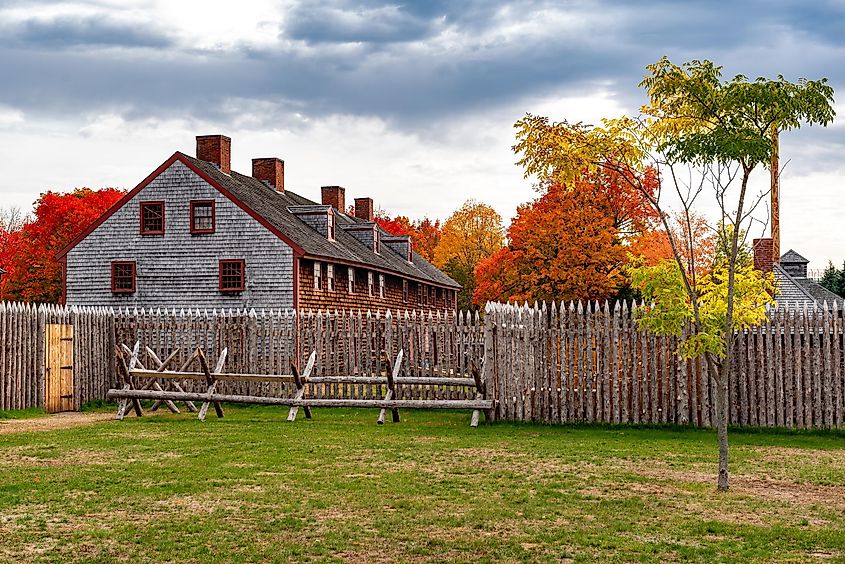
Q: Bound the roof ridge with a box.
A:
[184,153,460,289]
[780,249,809,263]
[774,263,815,301]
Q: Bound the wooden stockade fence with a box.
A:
[0,302,114,412]
[2,301,844,430]
[483,301,845,429]
[107,343,492,426]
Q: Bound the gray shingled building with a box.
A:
[754,239,842,309]
[57,135,460,311]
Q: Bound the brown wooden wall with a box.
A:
[297,258,455,314]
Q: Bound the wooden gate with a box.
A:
[45,324,74,413]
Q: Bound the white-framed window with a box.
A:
[327,264,335,291]
[402,280,408,303]
[374,229,380,254]
[314,261,322,291]
[347,266,355,294]
[379,274,385,298]
[368,271,374,297]
[327,210,335,241]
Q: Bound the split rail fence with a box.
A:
[1,300,844,430]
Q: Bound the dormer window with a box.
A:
[289,205,334,240]
[374,229,380,254]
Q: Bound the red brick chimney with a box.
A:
[753,238,774,273]
[196,135,231,174]
[321,186,345,212]
[354,197,374,222]
[252,158,285,192]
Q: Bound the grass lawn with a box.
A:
[1,407,844,563]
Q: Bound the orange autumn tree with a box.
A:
[433,201,504,310]
[474,182,627,305]
[630,211,716,280]
[0,188,125,303]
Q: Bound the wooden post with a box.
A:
[120,344,180,414]
[287,350,316,421]
[145,347,198,412]
[469,359,487,428]
[377,349,403,424]
[771,123,780,263]
[114,342,142,419]
[197,347,227,420]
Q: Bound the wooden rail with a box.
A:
[108,343,490,427]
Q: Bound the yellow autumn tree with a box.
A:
[433,200,504,310]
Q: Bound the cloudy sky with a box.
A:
[1,0,843,268]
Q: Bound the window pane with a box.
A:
[192,202,214,231]
[221,261,244,290]
[141,203,164,233]
[112,263,134,293]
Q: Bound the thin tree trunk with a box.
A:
[705,353,729,490]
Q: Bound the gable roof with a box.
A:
[57,152,459,289]
[780,249,809,264]
[774,264,842,308]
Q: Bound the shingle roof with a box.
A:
[780,249,809,264]
[774,264,842,309]
[181,153,460,289]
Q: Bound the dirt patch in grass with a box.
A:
[1,446,113,467]
[0,412,113,435]
[755,446,845,468]
[632,461,845,510]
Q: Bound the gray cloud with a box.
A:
[284,3,440,44]
[0,0,842,132]
[2,16,173,49]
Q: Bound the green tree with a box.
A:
[513,58,834,491]
[819,261,845,298]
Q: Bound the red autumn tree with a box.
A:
[373,211,442,263]
[474,182,627,305]
[0,188,125,303]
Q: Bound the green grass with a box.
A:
[0,407,46,420]
[1,407,844,563]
